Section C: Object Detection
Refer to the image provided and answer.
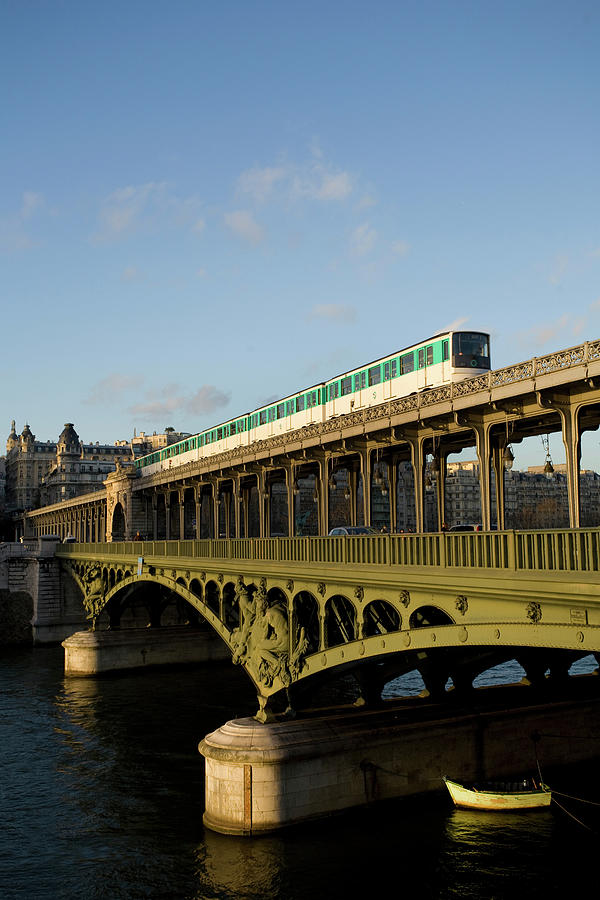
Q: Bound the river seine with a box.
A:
[2,646,599,900]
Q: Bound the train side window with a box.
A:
[368,365,381,386]
[383,359,398,381]
[341,376,353,395]
[400,354,414,375]
[354,371,366,391]
[268,407,276,422]
[418,348,425,369]
[296,395,305,412]
[442,340,449,361]
[277,403,285,419]
[259,410,267,425]
[285,400,294,415]
[426,345,433,365]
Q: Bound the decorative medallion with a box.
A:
[526,602,542,623]
[218,573,224,584]
[354,585,364,602]
[455,595,468,616]
[185,570,190,579]
[200,571,206,582]
[317,582,326,596]
[286,579,294,593]
[399,589,411,607]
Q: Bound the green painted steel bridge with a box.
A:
[58,528,600,720]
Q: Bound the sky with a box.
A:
[2,1,600,471]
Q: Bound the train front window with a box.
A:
[452,332,490,369]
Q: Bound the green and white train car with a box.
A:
[135,331,490,476]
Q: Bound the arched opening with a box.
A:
[112,502,125,542]
[189,579,203,601]
[267,587,287,607]
[205,580,220,617]
[409,606,454,628]
[363,600,401,636]
[222,582,238,630]
[325,594,356,647]
[293,591,320,654]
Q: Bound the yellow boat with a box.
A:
[443,776,551,810]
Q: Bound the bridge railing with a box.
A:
[56,528,600,574]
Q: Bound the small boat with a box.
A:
[443,776,551,810]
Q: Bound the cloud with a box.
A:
[21,191,44,219]
[128,382,186,418]
[357,194,377,210]
[128,382,230,421]
[186,385,231,415]
[439,317,469,334]
[292,165,353,201]
[0,190,46,252]
[308,303,357,324]
[86,373,143,405]
[350,222,376,256]
[237,166,287,203]
[548,253,569,286]
[224,210,265,245]
[96,182,166,238]
[236,153,353,207]
[516,315,570,349]
[121,265,141,282]
[391,240,410,257]
[93,182,203,242]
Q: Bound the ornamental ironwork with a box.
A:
[526,602,542,623]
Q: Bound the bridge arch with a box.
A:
[111,502,126,541]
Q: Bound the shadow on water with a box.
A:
[2,647,600,900]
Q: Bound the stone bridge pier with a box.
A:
[0,537,86,644]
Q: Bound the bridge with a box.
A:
[9,337,600,833]
[56,529,600,718]
[22,337,600,543]
[51,529,600,834]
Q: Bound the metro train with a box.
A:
[134,330,491,476]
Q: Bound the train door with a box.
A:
[417,344,434,388]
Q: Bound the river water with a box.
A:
[1,646,599,900]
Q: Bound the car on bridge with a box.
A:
[328,526,380,536]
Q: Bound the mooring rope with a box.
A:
[534,737,599,834]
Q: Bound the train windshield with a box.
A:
[452,332,490,369]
